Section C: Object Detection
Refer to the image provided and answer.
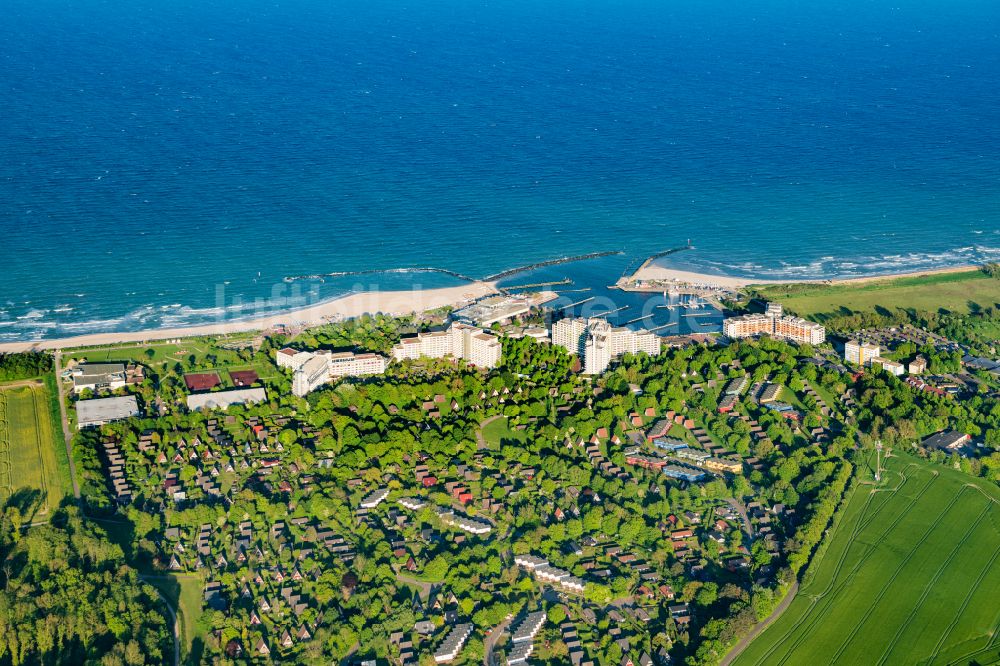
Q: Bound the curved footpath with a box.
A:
[141,579,181,666]
[718,581,799,666]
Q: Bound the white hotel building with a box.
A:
[277,348,389,397]
[391,323,502,369]
[552,317,661,375]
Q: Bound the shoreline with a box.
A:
[0,281,498,353]
[0,260,988,353]
[628,263,983,289]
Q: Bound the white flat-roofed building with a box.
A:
[872,357,905,376]
[187,388,267,412]
[434,624,473,663]
[584,321,614,375]
[557,317,661,375]
[275,347,313,370]
[293,354,331,397]
[391,323,501,369]
[285,349,389,396]
[465,331,502,368]
[71,362,127,394]
[453,294,533,327]
[844,340,880,366]
[77,395,141,429]
[552,318,589,356]
[522,327,549,342]
[766,302,784,318]
[328,351,387,377]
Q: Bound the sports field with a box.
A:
[0,381,66,515]
[754,269,1000,318]
[735,454,1000,666]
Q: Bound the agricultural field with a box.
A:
[0,381,66,516]
[754,269,1000,319]
[735,454,1000,666]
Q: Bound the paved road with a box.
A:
[395,574,434,601]
[719,581,799,666]
[725,498,755,539]
[53,352,81,499]
[484,617,512,666]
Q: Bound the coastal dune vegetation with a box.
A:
[751,268,1000,319]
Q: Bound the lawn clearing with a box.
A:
[754,269,1000,319]
[480,416,527,449]
[734,454,1000,666]
[0,381,66,516]
[144,573,207,665]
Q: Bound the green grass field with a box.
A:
[66,339,281,386]
[754,269,1000,319]
[144,573,206,665]
[735,454,1000,666]
[480,416,527,449]
[0,381,66,516]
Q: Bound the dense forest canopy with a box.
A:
[0,352,53,382]
[0,501,170,666]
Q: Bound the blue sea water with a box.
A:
[2,0,999,340]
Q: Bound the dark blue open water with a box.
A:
[2,0,999,340]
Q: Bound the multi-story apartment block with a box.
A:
[553,317,661,375]
[275,347,314,371]
[292,354,333,397]
[279,348,389,397]
[551,317,589,356]
[844,340,880,366]
[390,323,501,369]
[872,357,905,376]
[723,311,825,345]
[328,351,388,377]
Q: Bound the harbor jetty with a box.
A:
[284,251,623,286]
[284,266,478,284]
[484,250,623,281]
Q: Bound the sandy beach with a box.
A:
[629,266,786,288]
[0,281,498,353]
[630,263,982,289]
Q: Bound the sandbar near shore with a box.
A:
[0,281,498,353]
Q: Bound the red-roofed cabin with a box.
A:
[421,476,437,487]
[185,372,222,392]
